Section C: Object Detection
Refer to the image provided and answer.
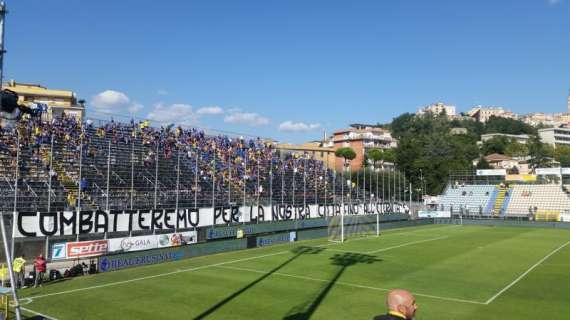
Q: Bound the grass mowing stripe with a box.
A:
[365,236,449,254]
[322,248,364,253]
[21,306,60,320]
[485,239,570,305]
[26,249,291,301]
[25,224,448,302]
[217,265,486,305]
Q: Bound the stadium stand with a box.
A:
[437,184,495,214]
[436,181,570,218]
[504,184,570,216]
[0,115,365,212]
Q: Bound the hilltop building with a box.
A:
[3,80,84,121]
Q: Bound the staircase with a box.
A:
[493,186,511,216]
[45,150,97,210]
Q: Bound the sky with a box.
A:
[4,0,570,142]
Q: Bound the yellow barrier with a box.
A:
[505,174,537,182]
[0,294,8,320]
[534,210,561,222]
[0,265,7,283]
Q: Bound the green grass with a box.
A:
[17,224,570,320]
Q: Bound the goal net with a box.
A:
[327,213,379,243]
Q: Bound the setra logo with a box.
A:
[67,240,109,258]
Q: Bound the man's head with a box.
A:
[386,289,417,319]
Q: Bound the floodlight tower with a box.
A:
[0,3,23,320]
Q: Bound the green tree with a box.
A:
[391,113,478,195]
[554,146,570,167]
[382,148,396,164]
[389,113,416,139]
[476,156,492,169]
[484,116,537,135]
[335,147,356,170]
[366,148,384,169]
[528,136,554,168]
[335,147,357,198]
[504,141,529,158]
[481,136,510,155]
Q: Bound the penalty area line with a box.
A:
[485,240,570,305]
[22,225,456,303]
[25,249,292,301]
[217,265,486,305]
[365,236,449,254]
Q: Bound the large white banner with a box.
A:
[15,202,410,238]
[476,169,506,176]
[535,168,562,175]
[417,210,451,218]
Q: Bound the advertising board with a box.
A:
[52,239,115,260]
[417,211,451,218]
[108,235,158,253]
[107,231,197,253]
[99,248,185,272]
[476,169,506,176]
[52,231,197,260]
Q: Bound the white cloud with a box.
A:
[90,90,144,115]
[227,107,242,113]
[197,106,224,115]
[224,111,270,126]
[157,89,169,96]
[128,102,144,114]
[146,103,198,125]
[278,121,321,132]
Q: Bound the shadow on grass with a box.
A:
[193,246,324,320]
[284,252,381,320]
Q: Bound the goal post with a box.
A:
[328,209,379,243]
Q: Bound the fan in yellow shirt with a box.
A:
[12,256,26,289]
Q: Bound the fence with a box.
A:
[0,128,415,214]
[0,120,420,262]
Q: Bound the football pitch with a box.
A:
[19,223,570,320]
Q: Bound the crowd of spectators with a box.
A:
[0,114,337,211]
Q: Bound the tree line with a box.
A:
[335,113,566,197]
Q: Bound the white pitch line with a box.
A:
[218,265,485,305]
[485,240,570,305]
[21,306,60,320]
[323,248,366,253]
[24,224,451,302]
[26,249,291,301]
[361,225,459,240]
[365,236,449,254]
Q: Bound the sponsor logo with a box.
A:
[158,234,170,246]
[51,243,67,260]
[120,237,152,251]
[67,240,108,258]
[257,233,291,247]
[99,257,109,272]
[170,234,182,246]
[99,250,184,272]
